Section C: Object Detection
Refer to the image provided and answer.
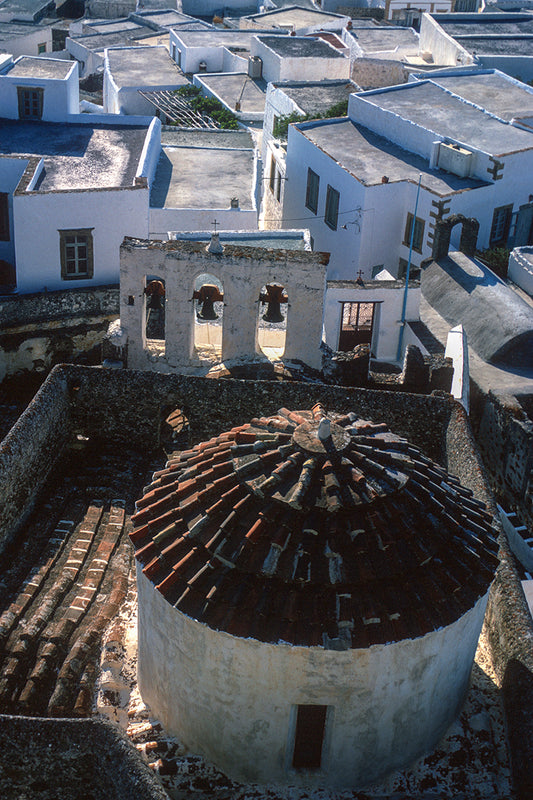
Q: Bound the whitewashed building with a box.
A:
[236,5,350,36]
[131,403,499,789]
[168,28,281,75]
[0,114,155,293]
[251,34,351,84]
[119,233,326,372]
[149,128,259,238]
[323,275,420,361]
[0,55,79,120]
[281,79,533,280]
[103,45,188,115]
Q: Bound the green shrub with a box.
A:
[174,85,239,129]
[272,99,349,140]
[476,247,510,279]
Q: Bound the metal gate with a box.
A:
[338,302,375,351]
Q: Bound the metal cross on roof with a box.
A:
[212,219,219,233]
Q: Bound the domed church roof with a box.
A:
[130,403,499,650]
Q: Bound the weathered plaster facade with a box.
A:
[137,568,488,789]
[120,237,328,371]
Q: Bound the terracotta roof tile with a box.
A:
[131,406,499,649]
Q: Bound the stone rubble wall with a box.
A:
[0,714,168,800]
[0,286,119,381]
[0,367,71,551]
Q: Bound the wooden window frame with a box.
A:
[17,86,44,120]
[403,212,425,253]
[59,228,94,280]
[490,204,513,247]
[324,185,340,231]
[305,168,320,214]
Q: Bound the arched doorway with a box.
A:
[432,215,479,261]
[256,283,288,359]
[144,276,166,355]
[192,273,224,362]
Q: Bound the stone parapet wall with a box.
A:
[64,364,453,461]
[0,368,71,551]
[0,715,168,800]
[0,286,119,381]
[0,285,119,328]
[476,391,533,510]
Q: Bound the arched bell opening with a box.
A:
[256,282,288,360]
[144,276,166,355]
[192,272,224,362]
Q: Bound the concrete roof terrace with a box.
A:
[347,26,419,52]
[454,37,533,57]
[0,119,148,191]
[106,46,187,88]
[68,27,157,51]
[359,81,533,156]
[134,9,196,27]
[429,71,533,122]
[297,117,486,195]
[257,34,346,58]
[273,78,359,114]
[172,28,283,48]
[83,18,144,34]
[0,0,52,20]
[0,20,51,44]
[197,73,266,115]
[245,5,347,27]
[6,55,75,79]
[150,140,255,209]
[435,12,533,37]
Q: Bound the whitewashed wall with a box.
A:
[120,239,326,370]
[0,157,28,270]
[0,26,53,58]
[169,33,225,74]
[324,279,420,361]
[509,246,533,296]
[66,36,105,78]
[137,567,489,789]
[262,83,302,163]
[149,207,258,239]
[13,185,149,292]
[0,58,79,120]
[251,37,350,83]
[418,13,474,67]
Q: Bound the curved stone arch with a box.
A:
[191,269,225,360]
[432,214,480,261]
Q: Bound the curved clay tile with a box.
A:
[131,403,499,649]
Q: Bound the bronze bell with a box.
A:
[260,284,288,324]
[193,283,224,321]
[144,279,165,310]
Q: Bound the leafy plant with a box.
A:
[174,85,239,129]
[272,100,349,140]
[476,247,510,279]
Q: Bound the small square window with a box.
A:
[324,185,340,231]
[59,229,94,280]
[403,213,425,253]
[17,87,44,120]
[305,168,319,215]
[37,43,46,54]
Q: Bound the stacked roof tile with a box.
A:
[131,403,499,649]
